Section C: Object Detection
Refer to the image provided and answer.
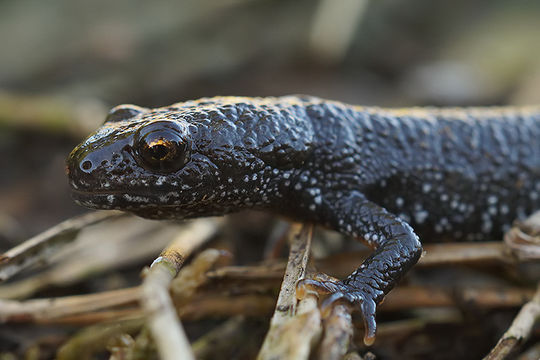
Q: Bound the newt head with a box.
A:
[66,97,313,219]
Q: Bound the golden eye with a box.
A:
[136,121,190,173]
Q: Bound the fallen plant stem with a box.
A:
[258,223,322,360]
[483,282,540,360]
[0,283,533,326]
[0,211,124,281]
[208,241,516,284]
[0,286,140,322]
[140,218,220,360]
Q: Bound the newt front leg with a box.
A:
[297,191,422,345]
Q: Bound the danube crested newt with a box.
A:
[66,96,540,344]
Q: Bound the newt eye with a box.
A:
[135,121,191,173]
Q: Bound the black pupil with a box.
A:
[150,142,170,160]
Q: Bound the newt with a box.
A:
[66,96,540,344]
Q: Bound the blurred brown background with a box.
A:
[1,0,540,246]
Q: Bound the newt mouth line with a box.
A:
[70,188,166,199]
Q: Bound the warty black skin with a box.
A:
[67,96,540,344]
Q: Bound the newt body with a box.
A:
[67,96,540,343]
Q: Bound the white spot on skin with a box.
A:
[396,197,404,207]
[314,196,322,205]
[415,211,428,224]
[156,176,166,186]
[487,195,498,204]
[422,183,431,193]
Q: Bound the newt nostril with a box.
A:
[81,160,93,172]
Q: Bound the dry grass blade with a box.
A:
[483,282,540,360]
[0,211,123,281]
[0,287,140,323]
[382,286,534,311]
[179,293,275,320]
[258,223,322,360]
[140,218,220,360]
[419,242,511,266]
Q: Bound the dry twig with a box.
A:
[0,211,123,281]
[483,283,540,360]
[0,287,140,323]
[258,223,322,360]
[140,218,220,360]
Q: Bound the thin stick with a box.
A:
[140,218,219,360]
[419,242,511,266]
[483,282,540,360]
[1,284,531,327]
[0,211,123,281]
[258,224,322,360]
[382,286,534,311]
[0,287,140,322]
